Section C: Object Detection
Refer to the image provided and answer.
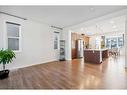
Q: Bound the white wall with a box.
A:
[124,16,127,67]
[0,14,61,70]
[0,14,3,49]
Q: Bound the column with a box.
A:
[125,15,127,68]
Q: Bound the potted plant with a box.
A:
[0,49,16,79]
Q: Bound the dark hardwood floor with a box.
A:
[0,55,126,89]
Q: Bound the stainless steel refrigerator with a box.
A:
[76,39,84,58]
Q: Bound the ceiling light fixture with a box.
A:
[110,20,114,24]
[81,28,84,31]
[112,25,117,28]
[90,7,94,11]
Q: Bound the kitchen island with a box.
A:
[84,49,108,63]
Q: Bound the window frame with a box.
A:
[105,35,124,49]
[54,31,60,50]
[5,21,22,52]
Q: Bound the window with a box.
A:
[111,38,117,48]
[106,38,111,48]
[54,32,60,50]
[6,22,21,52]
[105,35,124,49]
[118,37,124,47]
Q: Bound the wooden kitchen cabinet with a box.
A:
[71,33,89,59]
[71,33,77,59]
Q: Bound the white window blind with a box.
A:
[6,22,21,52]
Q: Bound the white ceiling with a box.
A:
[0,6,127,28]
[73,16,126,36]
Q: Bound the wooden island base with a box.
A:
[84,49,108,64]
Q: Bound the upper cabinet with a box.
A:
[82,34,89,49]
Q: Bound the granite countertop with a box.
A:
[84,48,108,51]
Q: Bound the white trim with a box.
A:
[7,59,58,70]
[3,20,7,49]
[8,37,20,39]
[100,51,102,63]
[54,31,60,50]
[4,20,22,53]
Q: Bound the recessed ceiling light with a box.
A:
[110,20,114,24]
[90,7,94,11]
[81,28,84,31]
[113,25,117,28]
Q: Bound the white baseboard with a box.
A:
[8,59,58,71]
